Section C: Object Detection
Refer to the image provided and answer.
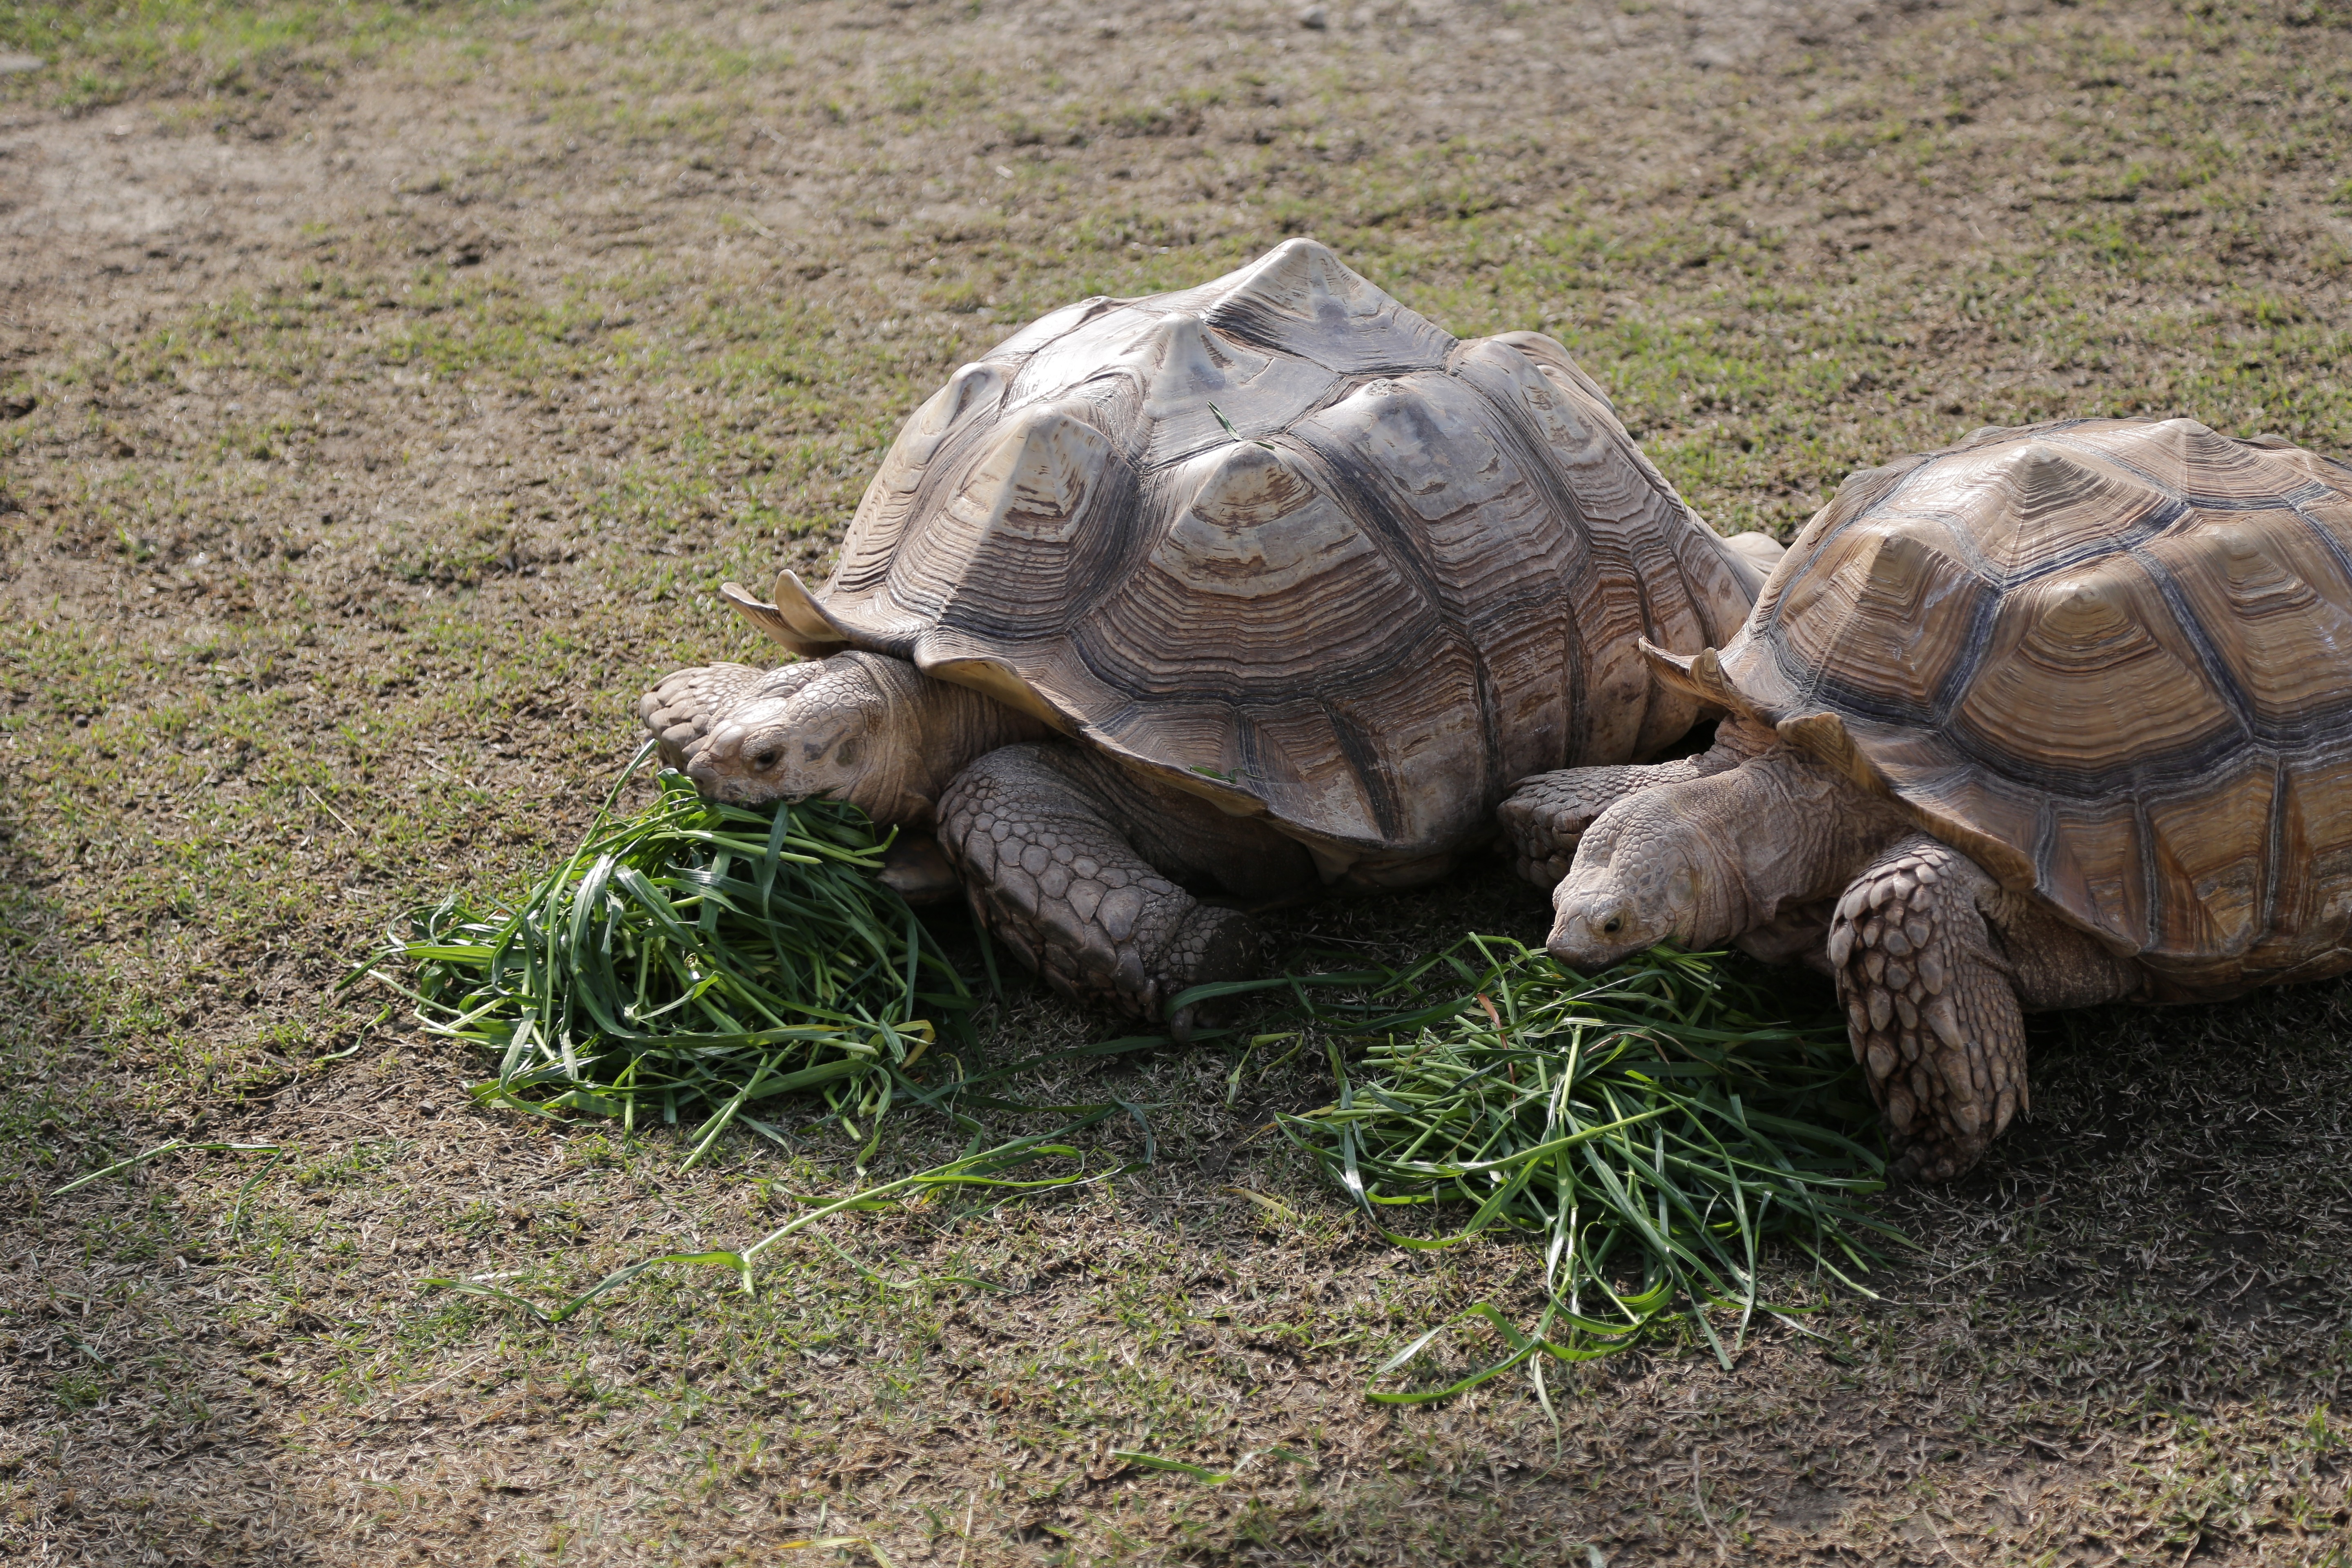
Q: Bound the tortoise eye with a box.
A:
[750,746,782,770]
[1601,914,1624,936]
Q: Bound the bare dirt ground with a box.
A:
[2,0,2350,1563]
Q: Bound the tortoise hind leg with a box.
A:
[938,744,1265,1033]
[1830,835,2030,1182]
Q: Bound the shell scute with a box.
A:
[1962,441,2178,581]
[2138,511,2352,742]
[1060,308,1341,470]
[833,361,1009,599]
[2141,755,2281,956]
[1775,526,1990,726]
[1147,443,1380,601]
[891,404,1135,649]
[1953,553,2242,788]
[2284,749,2352,944]
[1195,237,1456,374]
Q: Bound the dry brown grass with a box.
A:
[3,0,2350,1562]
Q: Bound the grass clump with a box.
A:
[1273,936,1900,1400]
[381,757,970,1167]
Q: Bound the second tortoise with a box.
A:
[1505,417,2352,1179]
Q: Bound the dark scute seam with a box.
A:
[1932,575,2006,727]
[2049,427,2350,515]
[2030,793,2062,913]
[1232,711,1266,795]
[2261,750,2292,941]
[1064,598,1436,706]
[1794,571,2003,731]
[2120,537,2258,743]
[1942,703,2288,800]
[2134,791,2163,955]
[1282,414,1453,623]
[938,439,1146,650]
[2281,493,2352,615]
[1448,355,1605,780]
[1778,494,2209,731]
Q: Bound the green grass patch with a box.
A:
[382,757,972,1168]
[0,0,522,111]
[1271,937,1898,1401]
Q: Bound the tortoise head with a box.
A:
[1543,792,1714,971]
[691,655,888,807]
[638,652,910,819]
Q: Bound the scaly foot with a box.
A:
[1828,835,2027,1182]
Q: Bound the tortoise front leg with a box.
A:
[1501,757,1723,888]
[1501,719,1778,889]
[1829,835,2029,1183]
[938,744,1261,1031]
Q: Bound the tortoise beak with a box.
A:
[1546,892,1644,971]
[682,721,757,802]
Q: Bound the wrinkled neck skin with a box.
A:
[848,653,1054,831]
[1549,727,1912,966]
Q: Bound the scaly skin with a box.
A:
[1499,718,1777,887]
[1828,836,2029,1181]
[937,744,1279,1031]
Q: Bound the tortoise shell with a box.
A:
[1687,417,2352,990]
[726,238,1765,866]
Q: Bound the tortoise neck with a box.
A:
[853,653,1056,829]
[1701,746,1912,936]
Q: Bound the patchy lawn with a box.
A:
[2,0,2349,1562]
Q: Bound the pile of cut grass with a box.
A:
[1264,936,1898,1400]
[377,756,972,1167]
[378,772,1895,1383]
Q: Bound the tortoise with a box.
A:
[1501,416,2352,1179]
[639,238,1782,1027]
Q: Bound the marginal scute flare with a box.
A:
[1638,640,1744,712]
[771,570,851,641]
[719,580,839,655]
[1776,710,1875,793]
